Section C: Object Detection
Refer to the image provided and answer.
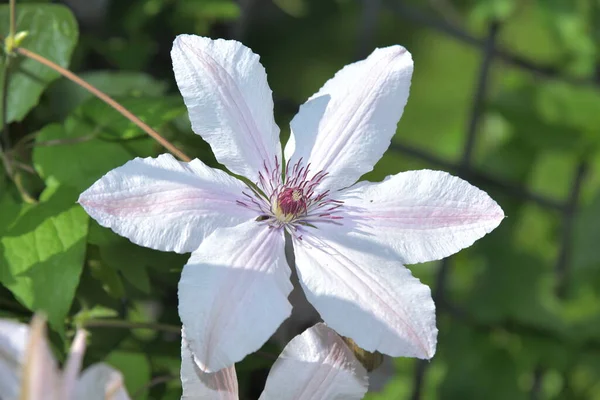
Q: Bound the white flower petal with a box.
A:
[293,229,437,359]
[181,329,238,400]
[75,363,131,400]
[0,319,28,400]
[21,315,60,400]
[60,329,87,399]
[78,153,255,254]
[259,323,368,400]
[179,220,293,372]
[285,46,413,192]
[172,35,281,182]
[339,170,504,265]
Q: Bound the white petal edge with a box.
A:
[259,323,368,400]
[60,328,87,399]
[0,319,29,400]
[292,229,437,359]
[181,329,238,400]
[285,45,413,192]
[75,363,131,400]
[178,220,293,372]
[172,35,281,182]
[20,315,60,400]
[78,153,256,254]
[338,170,505,265]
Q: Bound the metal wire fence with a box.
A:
[376,1,590,398]
[340,0,591,398]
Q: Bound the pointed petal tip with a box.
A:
[170,34,281,182]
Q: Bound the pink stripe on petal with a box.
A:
[79,154,256,254]
[339,169,504,264]
[172,35,281,182]
[293,230,437,360]
[179,220,293,372]
[285,46,413,192]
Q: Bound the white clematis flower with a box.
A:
[0,314,130,400]
[181,323,369,399]
[78,35,504,373]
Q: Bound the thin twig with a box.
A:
[133,374,176,399]
[12,171,36,203]
[9,0,16,40]
[1,0,16,152]
[11,159,35,174]
[555,161,588,297]
[12,46,191,162]
[83,319,181,334]
[1,54,11,156]
[29,133,97,148]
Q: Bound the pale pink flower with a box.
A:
[181,323,368,399]
[0,314,130,400]
[78,35,504,373]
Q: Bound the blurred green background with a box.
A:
[1,0,600,398]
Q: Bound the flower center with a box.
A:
[274,187,308,222]
[236,157,344,236]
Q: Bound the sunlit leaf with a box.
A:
[47,71,169,120]
[107,351,151,400]
[0,4,78,124]
[0,186,88,332]
[33,96,185,192]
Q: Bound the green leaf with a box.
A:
[539,0,596,76]
[106,351,151,400]
[537,81,600,137]
[177,0,240,19]
[574,193,600,270]
[0,4,78,124]
[33,96,185,191]
[273,0,308,17]
[73,305,118,326]
[439,324,527,400]
[0,186,88,332]
[70,95,185,140]
[492,85,592,155]
[89,221,186,294]
[471,0,518,24]
[47,71,169,120]
[88,258,126,299]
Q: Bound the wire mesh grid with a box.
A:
[344,1,592,398]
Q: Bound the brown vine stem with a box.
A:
[14,46,192,162]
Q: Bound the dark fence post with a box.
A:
[410,19,501,400]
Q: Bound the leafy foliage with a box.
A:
[0,4,78,124]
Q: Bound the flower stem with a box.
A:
[13,46,192,162]
[1,57,10,162]
[82,319,182,334]
[9,0,16,40]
